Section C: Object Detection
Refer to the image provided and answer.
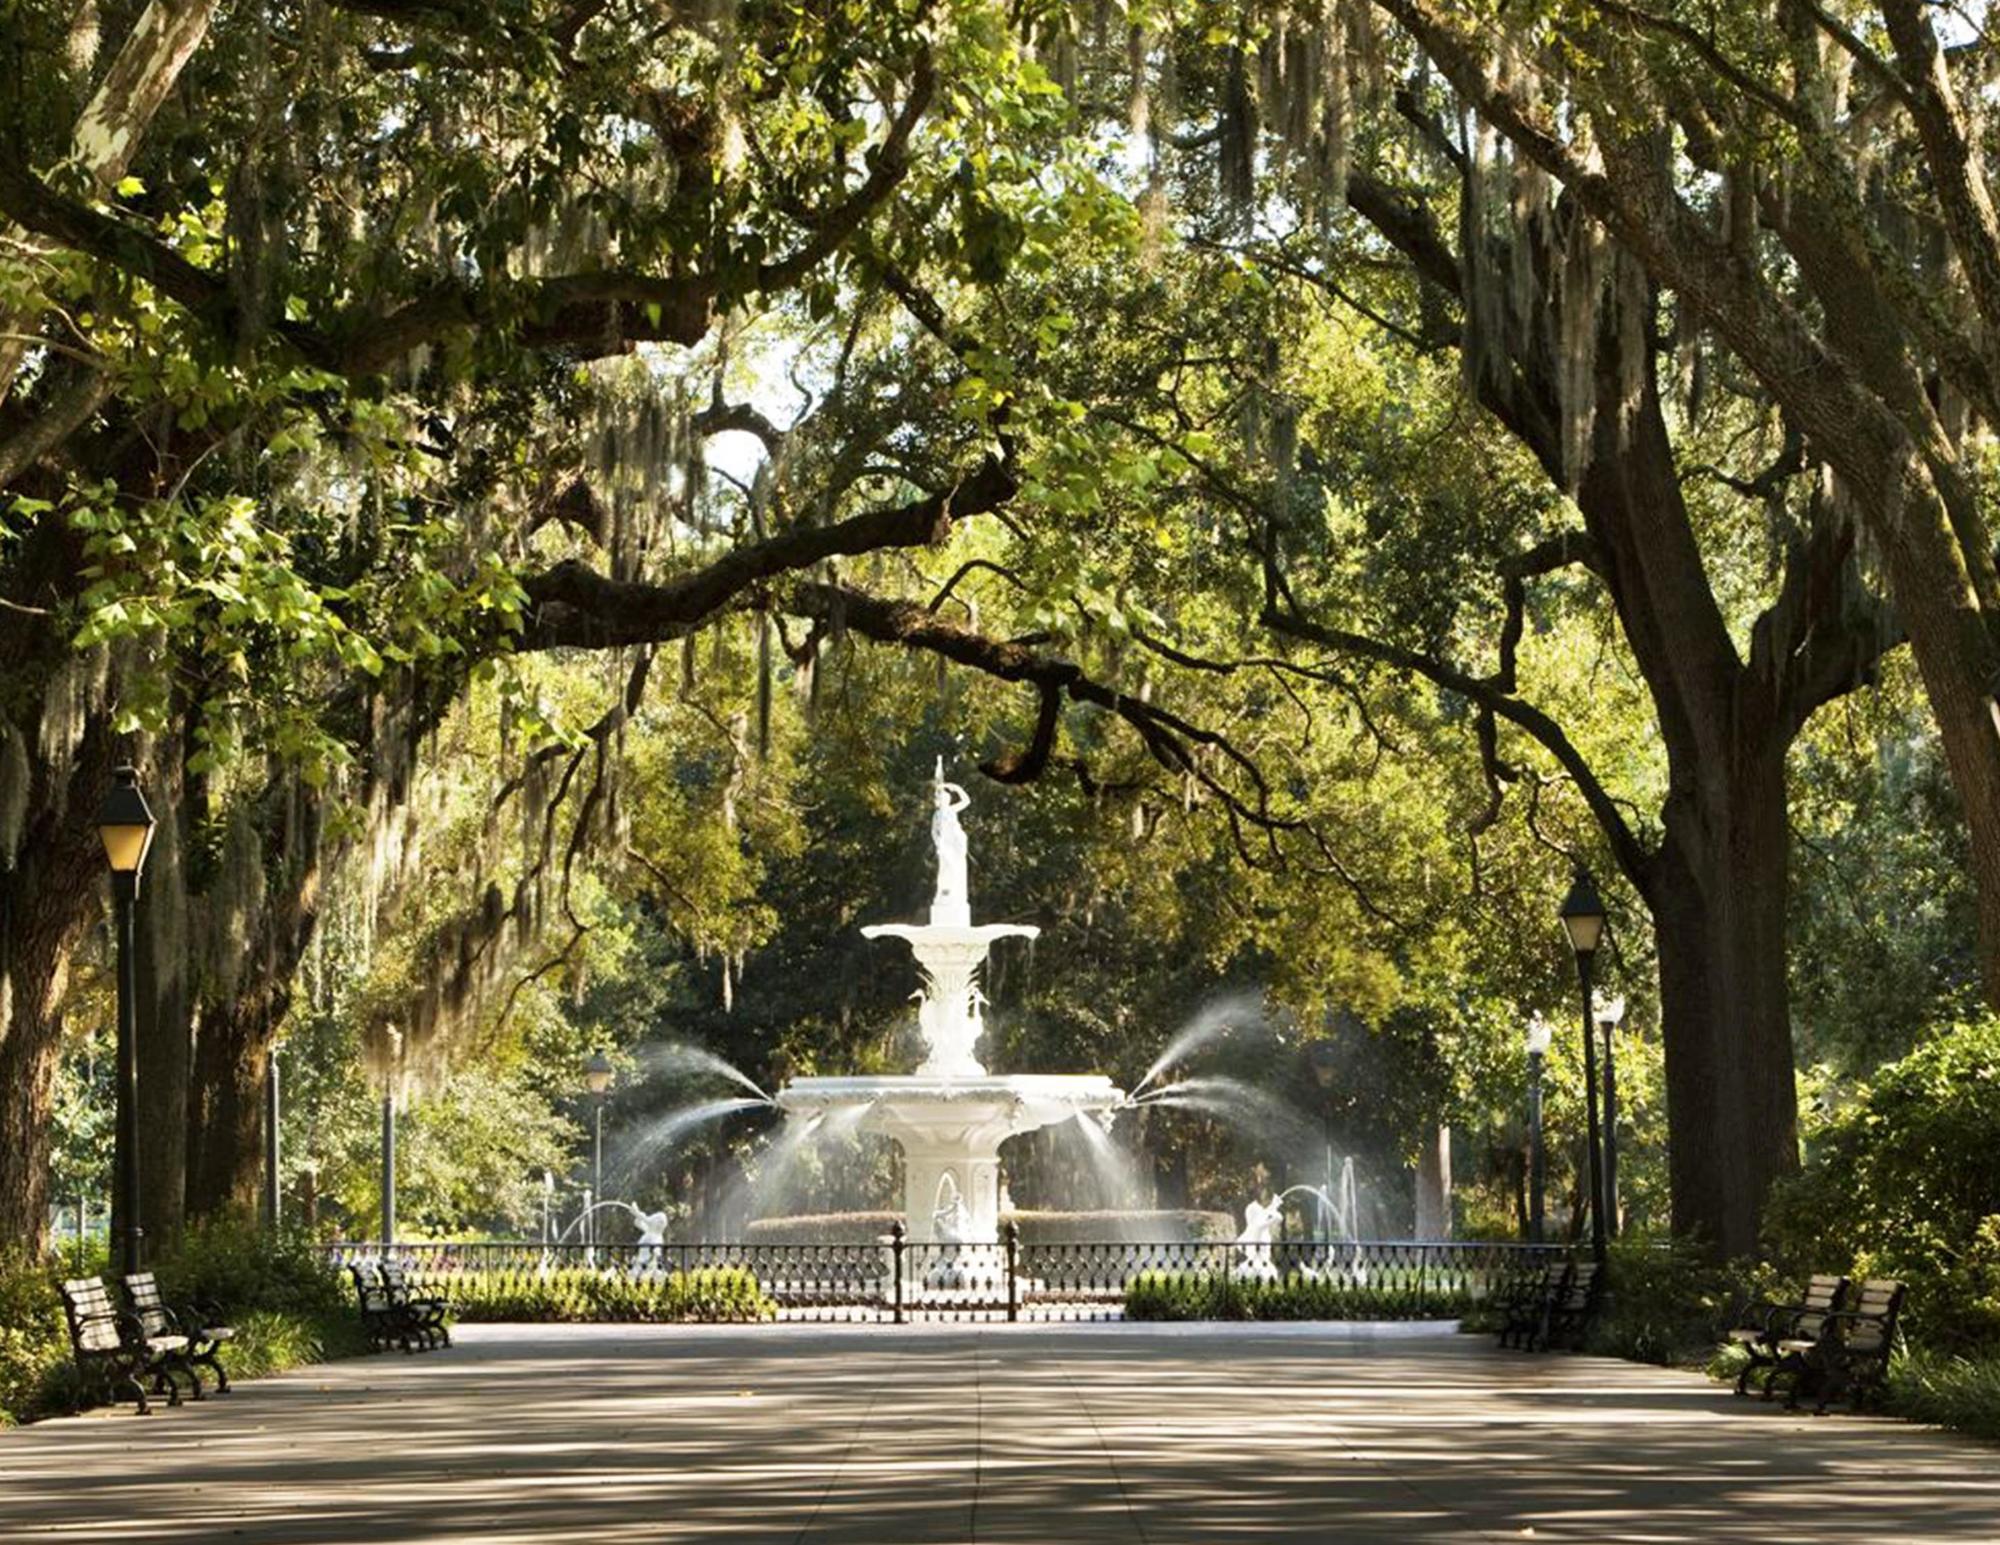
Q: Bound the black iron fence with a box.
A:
[318,1235,1566,1325]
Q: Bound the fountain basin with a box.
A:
[777,1073,1124,1242]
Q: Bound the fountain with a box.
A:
[775,761,1124,1243]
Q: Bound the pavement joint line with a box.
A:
[1055,1346,1150,1543]
[969,1329,985,1543]
[785,1341,909,1545]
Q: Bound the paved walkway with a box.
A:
[2,1322,1994,1542]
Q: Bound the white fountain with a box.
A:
[775,761,1124,1243]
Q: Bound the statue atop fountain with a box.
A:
[930,759,973,926]
[776,762,1123,1246]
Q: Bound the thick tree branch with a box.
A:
[519,454,1018,648]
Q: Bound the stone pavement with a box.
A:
[2,1321,1994,1543]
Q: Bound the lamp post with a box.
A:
[96,766,156,1278]
[1306,1040,1339,1243]
[584,1052,614,1262]
[1596,993,1626,1238]
[265,1045,282,1231]
[1524,1012,1553,1245]
[381,1029,402,1250]
[1558,869,1609,1266]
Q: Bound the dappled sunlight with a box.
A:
[0,1324,1994,1542]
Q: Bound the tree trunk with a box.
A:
[181,778,322,1225]
[184,978,290,1221]
[1414,1122,1452,1239]
[0,732,116,1253]
[134,761,190,1248]
[1650,743,1797,1258]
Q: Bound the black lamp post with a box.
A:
[584,1051,614,1259]
[1524,1012,1552,1245]
[381,1030,401,1250]
[1596,993,1626,1238]
[1558,869,1609,1265]
[96,766,155,1278]
[265,1045,282,1231]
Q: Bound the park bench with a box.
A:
[1771,1277,1906,1415]
[58,1276,191,1415]
[1725,1272,1847,1398]
[1497,1258,1568,1350]
[124,1272,235,1397]
[349,1262,410,1352]
[1539,1258,1601,1351]
[350,1260,449,1352]
[379,1260,452,1349]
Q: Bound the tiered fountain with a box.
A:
[775,762,1124,1243]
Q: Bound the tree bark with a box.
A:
[134,760,190,1249]
[182,796,320,1223]
[1414,1122,1452,1239]
[0,730,116,1252]
[1649,743,1796,1257]
[184,979,289,1221]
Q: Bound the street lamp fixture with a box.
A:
[1524,1012,1554,1057]
[584,1051,615,1097]
[1557,869,1609,1265]
[96,766,155,1278]
[96,767,157,880]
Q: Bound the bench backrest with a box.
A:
[1793,1273,1849,1337]
[123,1272,172,1340]
[379,1260,423,1302]
[1562,1260,1599,1308]
[1843,1278,1906,1354]
[59,1277,123,1355]
[349,1261,388,1307]
[1540,1260,1576,1304]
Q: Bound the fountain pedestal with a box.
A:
[777,1074,1123,1241]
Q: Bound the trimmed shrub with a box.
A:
[742,1213,901,1245]
[1124,1267,1476,1322]
[426,1266,775,1323]
[1005,1210,1236,1244]
[1584,1237,1777,1366]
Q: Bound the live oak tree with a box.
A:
[949,0,1967,1255]
[0,0,1091,1247]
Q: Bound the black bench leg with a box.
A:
[199,1350,230,1393]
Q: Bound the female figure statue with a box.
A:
[930,758,972,919]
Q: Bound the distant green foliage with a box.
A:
[155,1220,350,1320]
[428,1267,774,1323]
[1123,1268,1474,1321]
[1766,1015,2000,1356]
[1583,1238,1775,1366]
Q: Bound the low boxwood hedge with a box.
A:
[1124,1267,1476,1321]
[421,1265,776,1323]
